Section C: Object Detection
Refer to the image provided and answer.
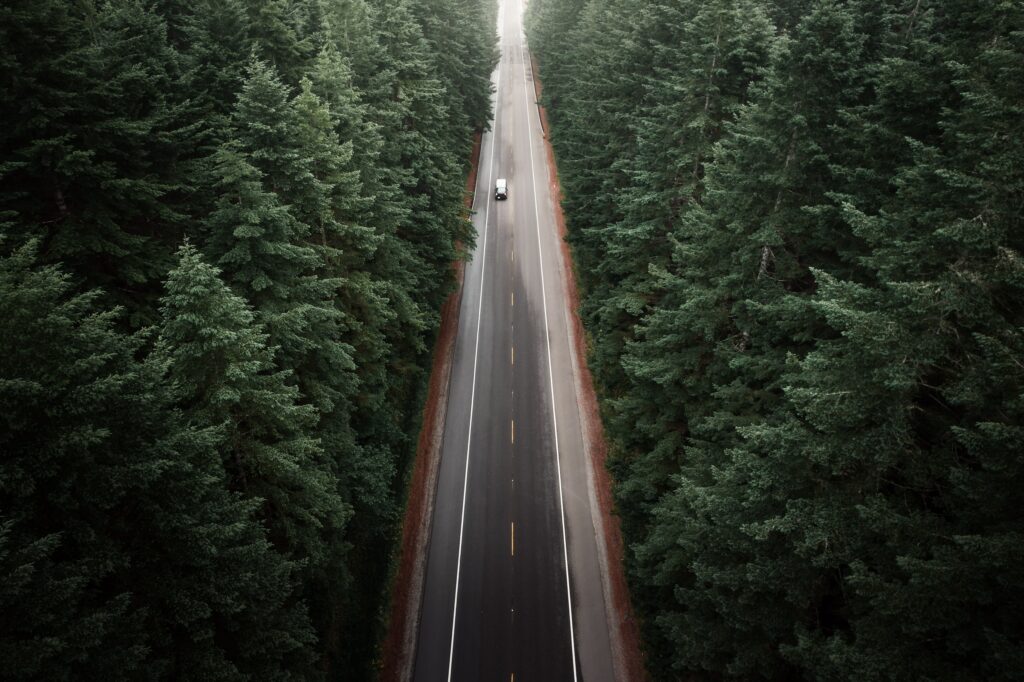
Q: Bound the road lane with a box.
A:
[412,0,617,679]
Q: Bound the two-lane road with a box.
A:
[412,0,617,679]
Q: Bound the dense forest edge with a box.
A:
[0,0,497,679]
[526,0,1023,680]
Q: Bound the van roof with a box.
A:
[496,178,507,186]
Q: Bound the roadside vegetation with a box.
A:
[527,0,1023,678]
[0,0,496,678]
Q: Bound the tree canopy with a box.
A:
[1,0,497,678]
[528,0,1024,678]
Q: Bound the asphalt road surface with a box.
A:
[411,0,617,680]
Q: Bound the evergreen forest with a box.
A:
[527,0,1023,679]
[0,0,496,678]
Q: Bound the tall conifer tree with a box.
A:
[532,0,1024,677]
[0,239,319,680]
[156,244,348,568]
[0,0,502,675]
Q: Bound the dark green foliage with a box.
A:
[244,0,314,84]
[367,0,476,318]
[413,0,499,134]
[0,241,318,681]
[0,0,193,318]
[531,0,1024,678]
[1,0,496,677]
[156,244,348,571]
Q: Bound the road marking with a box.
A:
[520,35,580,682]
[511,419,515,444]
[446,47,503,682]
[512,291,514,306]
[511,522,515,556]
[511,346,514,365]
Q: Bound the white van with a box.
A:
[495,178,508,200]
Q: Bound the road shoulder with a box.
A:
[530,53,648,682]
[378,133,483,682]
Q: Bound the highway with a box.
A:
[411,0,617,680]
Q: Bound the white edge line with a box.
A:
[519,23,580,682]
[446,6,503,679]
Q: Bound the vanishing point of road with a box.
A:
[411,0,618,680]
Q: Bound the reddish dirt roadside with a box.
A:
[532,55,648,682]
[378,133,482,682]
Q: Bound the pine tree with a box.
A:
[221,58,362,477]
[525,0,588,109]
[175,0,253,143]
[1,0,501,676]
[0,0,196,318]
[307,39,425,389]
[245,0,314,84]
[156,243,349,567]
[773,2,1024,676]
[232,57,309,201]
[530,0,1024,678]
[596,0,776,455]
[293,71,405,519]
[366,0,471,317]
[202,142,318,310]
[210,62,373,664]
[544,0,648,305]
[0,238,319,680]
[412,0,497,134]
[624,4,880,675]
[289,76,377,264]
